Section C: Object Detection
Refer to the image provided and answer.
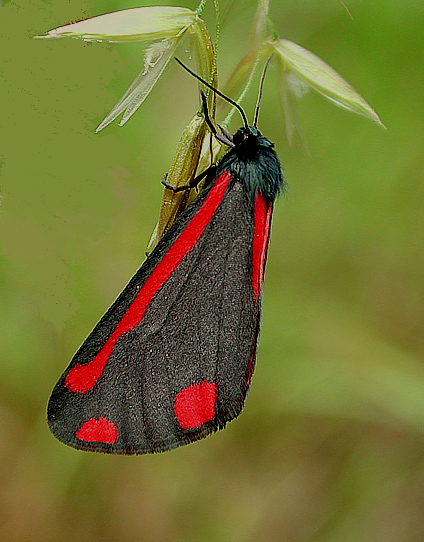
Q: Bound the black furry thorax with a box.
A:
[217,126,284,203]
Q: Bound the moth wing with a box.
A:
[48,172,271,454]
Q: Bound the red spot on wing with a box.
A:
[251,194,272,298]
[75,416,117,444]
[174,381,216,429]
[65,172,231,394]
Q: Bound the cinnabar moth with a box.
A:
[48,57,284,454]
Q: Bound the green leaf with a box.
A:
[36,7,197,43]
[272,39,384,127]
[96,37,179,132]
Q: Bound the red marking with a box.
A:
[251,194,272,298]
[174,381,216,429]
[65,172,231,393]
[245,345,256,388]
[75,416,117,444]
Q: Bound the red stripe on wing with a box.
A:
[65,171,232,393]
[251,193,272,299]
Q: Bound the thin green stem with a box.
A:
[221,50,262,128]
[197,0,219,90]
[211,0,220,83]
[195,0,208,16]
[259,0,277,39]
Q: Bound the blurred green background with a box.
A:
[1,0,424,540]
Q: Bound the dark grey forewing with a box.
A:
[50,180,261,454]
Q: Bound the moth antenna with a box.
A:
[175,58,249,129]
[200,91,234,147]
[253,54,274,128]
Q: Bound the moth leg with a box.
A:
[208,133,214,169]
[218,124,234,143]
[161,166,214,193]
[161,90,230,194]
